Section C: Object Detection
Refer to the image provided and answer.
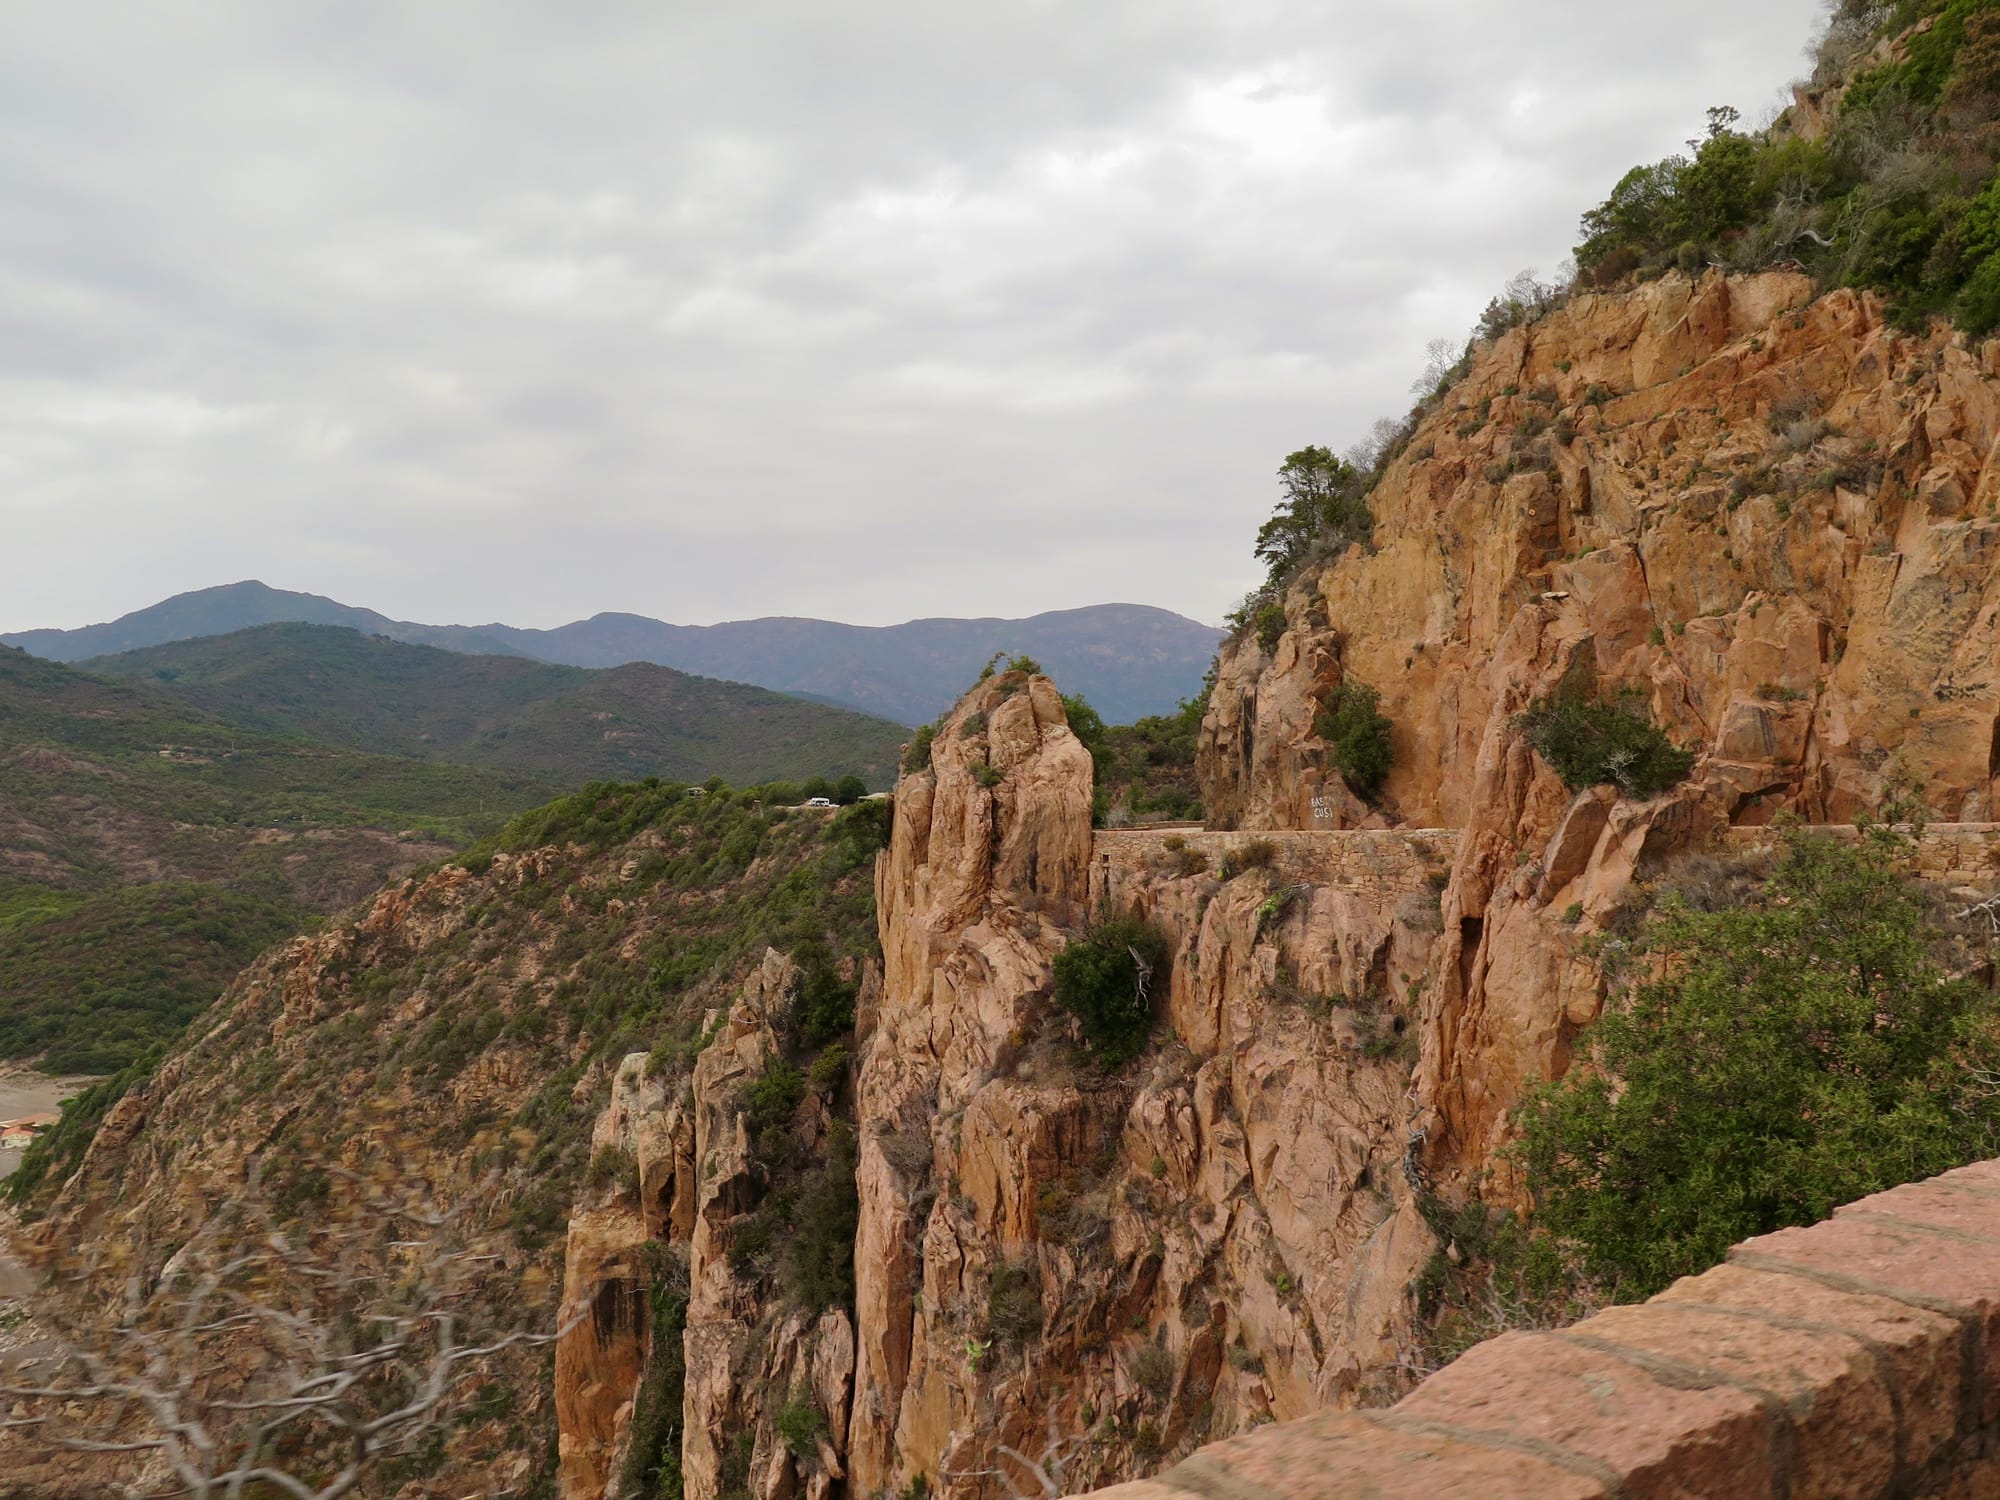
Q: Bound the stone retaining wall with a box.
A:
[1093,822,2000,906]
[1721,820,2000,885]
[1079,1157,2000,1499]
[1092,827,1461,907]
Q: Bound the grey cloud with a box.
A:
[2,0,1825,635]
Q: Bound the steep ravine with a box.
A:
[558,672,1450,1500]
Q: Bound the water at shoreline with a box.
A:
[0,1067,94,1182]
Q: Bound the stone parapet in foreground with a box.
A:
[1078,1158,2000,1498]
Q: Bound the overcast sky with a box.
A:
[3,1,1827,634]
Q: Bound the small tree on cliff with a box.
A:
[1517,824,2000,1300]
[1314,680,1394,801]
[1,1134,575,1500]
[1253,446,1371,589]
[1052,914,1170,1066]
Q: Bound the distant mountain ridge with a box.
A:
[5,581,1222,726]
[2,581,524,662]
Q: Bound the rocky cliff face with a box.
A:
[558,951,860,1500]
[847,673,1439,1494]
[818,272,2000,1494]
[1200,269,2000,1185]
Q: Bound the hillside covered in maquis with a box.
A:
[0,643,560,1071]
[0,633,903,1074]
[1572,0,2000,333]
[7,776,891,1497]
[81,622,910,789]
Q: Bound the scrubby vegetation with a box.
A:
[1314,681,1395,800]
[0,645,526,1069]
[1521,823,2000,1297]
[1517,667,1694,799]
[1577,2,2000,333]
[1417,824,2000,1373]
[0,644,541,854]
[0,883,304,1073]
[1051,914,1171,1065]
[618,1247,691,1500]
[4,770,892,1495]
[1229,3,2000,621]
[1073,688,1206,827]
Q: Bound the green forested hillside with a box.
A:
[0,644,546,890]
[0,633,907,1074]
[0,644,555,1070]
[0,884,304,1072]
[82,623,908,789]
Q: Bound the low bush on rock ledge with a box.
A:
[1517,675,1693,798]
[1052,914,1171,1066]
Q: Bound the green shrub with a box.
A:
[830,798,892,869]
[778,1126,859,1311]
[986,1260,1043,1347]
[1003,655,1044,676]
[973,763,1004,789]
[1222,838,1278,879]
[1051,915,1170,1065]
[1254,602,1287,653]
[1314,681,1395,799]
[1128,1340,1176,1406]
[584,1143,640,1197]
[1958,250,2000,335]
[901,724,936,775]
[789,941,856,1048]
[1517,825,2000,1300]
[1517,671,1693,798]
[744,1060,805,1138]
[808,1043,849,1095]
[774,1392,828,1457]
[618,1262,690,1500]
[1060,693,1107,755]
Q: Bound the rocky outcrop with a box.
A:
[555,1057,665,1499]
[1205,272,2000,835]
[837,672,1452,1497]
[558,950,862,1500]
[680,952,856,1500]
[850,670,1097,1492]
